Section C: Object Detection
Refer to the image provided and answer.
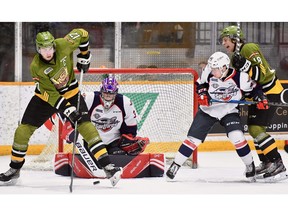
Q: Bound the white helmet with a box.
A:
[208,51,230,78]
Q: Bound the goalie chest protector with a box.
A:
[54,153,164,178]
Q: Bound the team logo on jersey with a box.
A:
[210,85,239,101]
[92,116,120,132]
[50,67,69,89]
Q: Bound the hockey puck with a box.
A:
[93,180,100,185]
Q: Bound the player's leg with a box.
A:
[221,113,256,180]
[0,96,55,185]
[166,109,217,180]
[71,95,122,186]
[222,114,255,176]
[247,104,286,178]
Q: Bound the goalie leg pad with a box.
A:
[54,153,106,178]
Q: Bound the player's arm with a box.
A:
[64,28,91,73]
[199,64,211,84]
[232,53,263,84]
[81,91,95,111]
[117,96,149,155]
[120,95,138,136]
[240,73,268,110]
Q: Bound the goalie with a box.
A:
[62,76,149,156]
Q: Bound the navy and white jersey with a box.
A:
[198,67,255,119]
[83,91,138,144]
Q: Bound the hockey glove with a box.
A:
[63,106,82,126]
[197,83,211,106]
[253,91,269,110]
[76,51,92,73]
[232,53,251,73]
[118,134,150,156]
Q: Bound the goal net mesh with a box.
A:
[23,68,198,171]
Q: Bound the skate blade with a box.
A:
[165,176,175,182]
[0,178,18,186]
[247,176,256,182]
[264,172,288,183]
[109,168,123,187]
[255,174,264,179]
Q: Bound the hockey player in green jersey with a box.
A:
[0,29,122,186]
[219,25,287,181]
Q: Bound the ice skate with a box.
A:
[166,161,180,181]
[0,168,20,186]
[263,158,288,182]
[255,161,272,178]
[245,162,256,182]
[103,164,123,187]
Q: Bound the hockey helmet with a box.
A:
[100,76,119,109]
[219,25,245,41]
[100,76,119,94]
[36,31,55,52]
[208,52,230,78]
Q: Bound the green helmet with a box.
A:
[220,25,245,41]
[36,31,55,51]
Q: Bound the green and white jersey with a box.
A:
[30,28,89,110]
[239,43,283,94]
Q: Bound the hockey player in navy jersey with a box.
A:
[166,51,268,182]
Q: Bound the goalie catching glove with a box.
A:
[118,134,150,156]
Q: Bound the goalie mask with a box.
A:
[100,76,119,110]
[36,31,56,54]
[208,52,230,79]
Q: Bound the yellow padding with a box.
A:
[11,155,24,162]
[94,148,107,159]
[262,143,278,155]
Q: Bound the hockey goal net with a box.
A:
[23,68,199,170]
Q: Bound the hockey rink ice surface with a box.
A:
[1,150,287,216]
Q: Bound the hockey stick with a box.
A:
[211,99,288,107]
[235,22,241,55]
[69,68,84,193]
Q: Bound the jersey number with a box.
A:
[68,32,80,40]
